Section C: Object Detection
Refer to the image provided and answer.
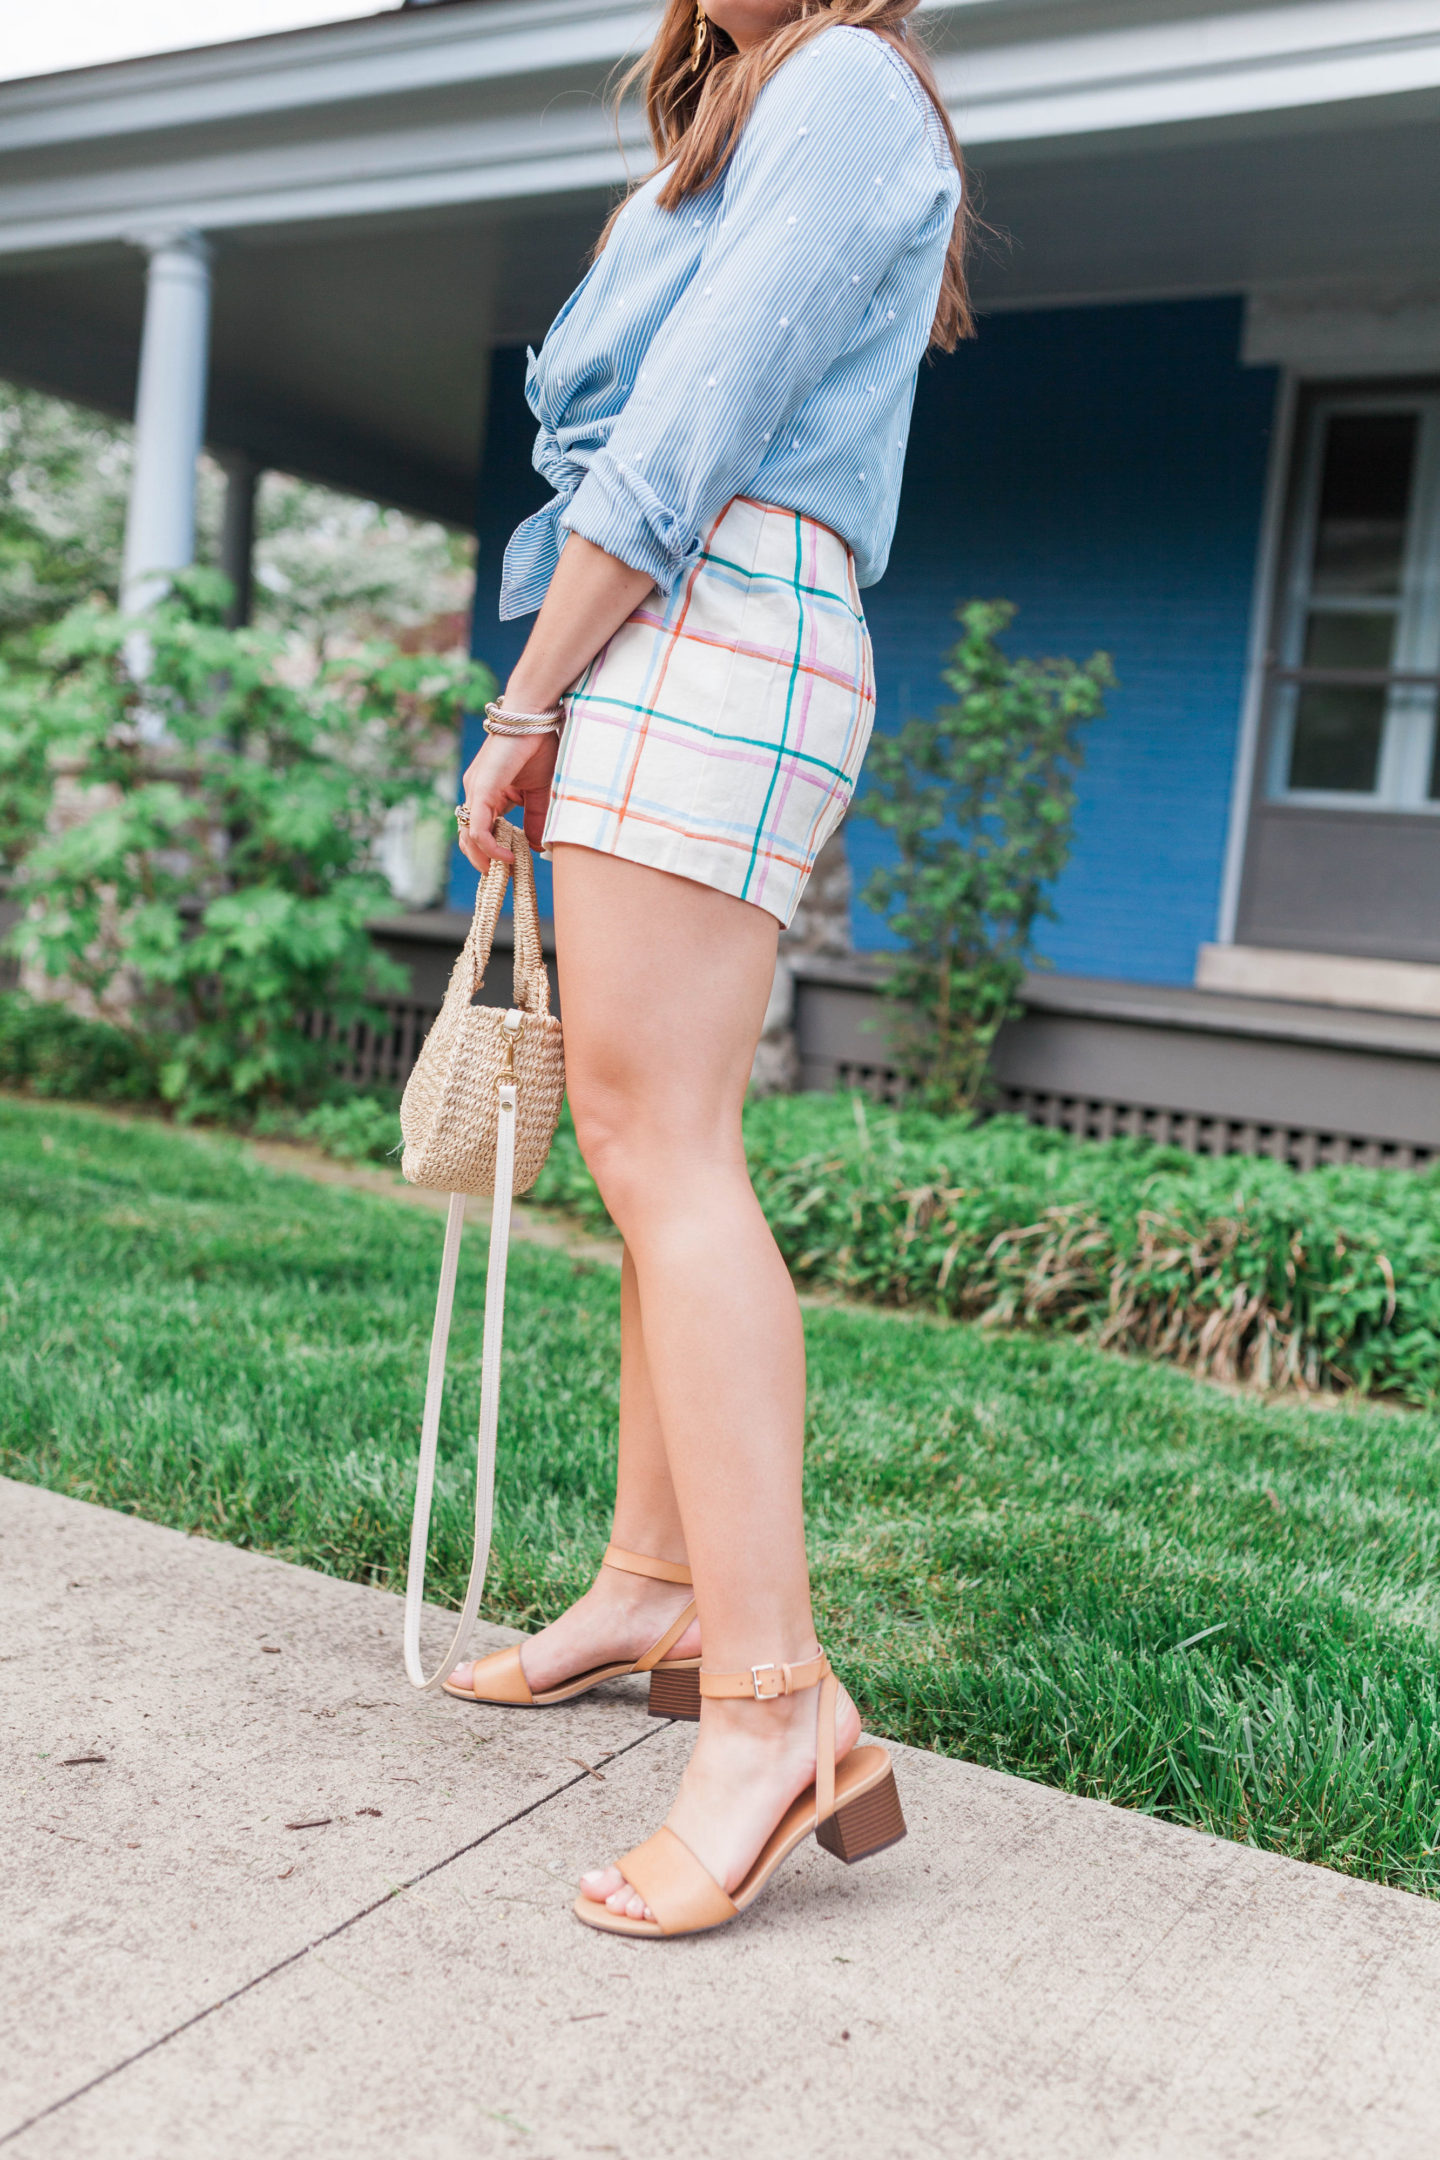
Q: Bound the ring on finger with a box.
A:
[454,803,471,828]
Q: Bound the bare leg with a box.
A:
[447,1242,699,1696]
[548,847,859,1919]
[613,1247,688,1558]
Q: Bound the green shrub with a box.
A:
[5,569,493,1118]
[859,601,1112,1111]
[0,984,401,1160]
[533,1092,1440,1403]
[0,988,156,1101]
[250,1090,401,1163]
[295,1094,401,1164]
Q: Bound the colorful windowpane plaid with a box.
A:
[543,497,875,925]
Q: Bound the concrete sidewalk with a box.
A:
[4,1478,1440,2159]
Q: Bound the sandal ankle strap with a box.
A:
[603,1543,693,1587]
[633,1596,699,1673]
[698,1651,831,1701]
[700,1652,839,1819]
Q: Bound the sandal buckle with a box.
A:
[750,1663,783,1700]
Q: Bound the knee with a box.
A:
[571,1081,714,1232]
[570,1086,648,1220]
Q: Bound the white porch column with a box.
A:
[121,228,213,614]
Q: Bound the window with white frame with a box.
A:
[1267,393,1440,809]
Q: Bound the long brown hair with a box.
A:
[605,0,973,349]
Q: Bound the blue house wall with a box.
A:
[859,296,1278,980]
[457,299,1279,985]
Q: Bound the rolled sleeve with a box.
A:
[560,28,957,592]
[561,447,698,590]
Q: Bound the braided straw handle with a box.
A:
[400,819,563,1199]
[465,823,550,1016]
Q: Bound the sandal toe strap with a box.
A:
[463,1643,534,1706]
[618,1827,737,1936]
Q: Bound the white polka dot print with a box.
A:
[498,22,962,618]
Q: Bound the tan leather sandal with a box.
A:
[441,1544,701,1718]
[571,1650,905,1937]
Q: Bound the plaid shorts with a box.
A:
[543,496,876,926]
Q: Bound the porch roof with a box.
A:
[1,0,1438,519]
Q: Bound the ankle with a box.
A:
[698,1640,824,1694]
[595,1562,686,1608]
[698,1687,823,1749]
[606,1530,687,1574]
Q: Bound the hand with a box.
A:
[457,728,560,870]
[454,534,653,873]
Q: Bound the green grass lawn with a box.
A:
[7,1096,1440,1896]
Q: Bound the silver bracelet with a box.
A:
[483,698,563,737]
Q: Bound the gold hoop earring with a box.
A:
[690,0,709,71]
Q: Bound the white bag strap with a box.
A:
[402,1061,520,1691]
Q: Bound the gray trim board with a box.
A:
[999,971,1440,1060]
[791,963,1440,1159]
[1237,804,1440,966]
[363,925,1440,1160]
[992,1008,1440,1151]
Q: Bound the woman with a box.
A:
[450,0,969,1938]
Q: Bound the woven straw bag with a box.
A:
[399,818,565,1689]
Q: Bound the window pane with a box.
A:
[1310,412,1417,598]
[1288,691,1386,791]
[1302,610,1397,672]
[1289,617,1393,790]
[1288,690,1386,791]
[1286,609,1390,794]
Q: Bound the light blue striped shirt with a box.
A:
[499,25,962,620]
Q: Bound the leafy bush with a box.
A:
[0,989,405,1162]
[6,571,492,1116]
[0,387,129,655]
[295,1094,401,1164]
[0,988,156,1101]
[0,387,133,868]
[532,1092,1440,1403]
[253,1092,402,1165]
[859,601,1112,1110]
